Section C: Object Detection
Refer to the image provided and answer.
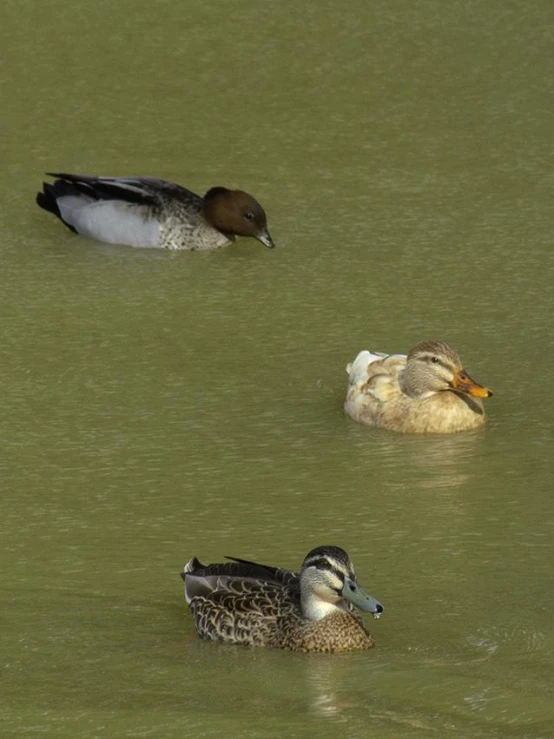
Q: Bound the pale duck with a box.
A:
[345,340,493,434]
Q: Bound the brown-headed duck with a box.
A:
[36,173,274,250]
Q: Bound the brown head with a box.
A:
[404,340,493,399]
[202,187,274,247]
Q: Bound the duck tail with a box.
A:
[181,556,204,581]
[36,180,78,233]
[346,350,374,384]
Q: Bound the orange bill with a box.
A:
[451,370,493,398]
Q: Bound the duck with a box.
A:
[181,545,383,653]
[345,340,493,434]
[36,173,274,250]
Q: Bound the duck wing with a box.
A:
[182,556,299,588]
[184,572,299,606]
[37,173,202,247]
[44,172,202,206]
[224,556,299,587]
[346,350,407,402]
[183,567,300,646]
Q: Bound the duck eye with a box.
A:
[431,356,440,364]
[244,211,255,221]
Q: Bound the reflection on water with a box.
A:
[303,655,379,718]
[305,658,348,717]
[375,432,483,491]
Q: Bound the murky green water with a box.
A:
[1,1,553,736]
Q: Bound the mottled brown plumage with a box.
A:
[181,546,383,653]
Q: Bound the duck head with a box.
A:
[202,187,274,247]
[299,545,383,621]
[403,340,492,400]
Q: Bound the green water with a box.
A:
[1,1,553,737]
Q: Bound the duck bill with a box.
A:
[342,577,383,617]
[451,369,492,398]
[256,228,275,248]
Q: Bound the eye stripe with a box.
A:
[302,547,355,577]
[304,559,349,584]
[304,557,333,571]
[422,355,450,370]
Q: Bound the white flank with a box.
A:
[57,196,160,248]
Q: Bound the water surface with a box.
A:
[1,1,553,737]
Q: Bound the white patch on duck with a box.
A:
[57,196,160,247]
